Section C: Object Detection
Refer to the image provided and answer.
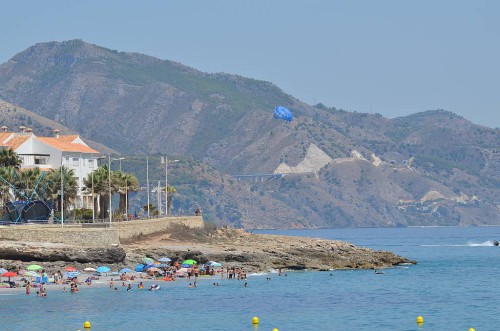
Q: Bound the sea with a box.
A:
[1,226,499,331]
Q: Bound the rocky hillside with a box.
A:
[0,98,116,155]
[0,40,498,228]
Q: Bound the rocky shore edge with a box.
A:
[0,229,415,273]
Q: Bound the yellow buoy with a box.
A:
[83,321,91,329]
[252,316,259,325]
[469,328,475,331]
[416,316,424,324]
[272,329,279,331]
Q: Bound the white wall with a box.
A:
[14,136,99,209]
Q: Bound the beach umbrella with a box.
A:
[83,267,96,272]
[141,257,155,265]
[65,271,80,278]
[2,271,18,281]
[23,271,41,278]
[96,266,110,273]
[64,266,77,272]
[158,257,171,262]
[135,264,145,272]
[155,264,170,268]
[206,261,222,267]
[182,259,197,265]
[0,268,8,274]
[119,268,132,273]
[26,264,43,271]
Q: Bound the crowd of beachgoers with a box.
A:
[0,258,253,296]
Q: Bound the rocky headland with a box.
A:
[0,227,415,273]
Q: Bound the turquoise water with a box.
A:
[1,226,499,330]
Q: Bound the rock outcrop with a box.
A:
[123,231,415,272]
[0,241,126,264]
[0,231,414,274]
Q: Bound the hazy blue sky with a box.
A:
[2,1,499,128]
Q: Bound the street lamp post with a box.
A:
[164,157,179,216]
[146,155,150,218]
[60,155,64,227]
[108,155,112,225]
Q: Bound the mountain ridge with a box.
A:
[0,40,498,228]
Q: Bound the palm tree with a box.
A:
[0,148,22,169]
[45,166,78,216]
[114,172,140,218]
[0,166,17,206]
[14,167,42,201]
[83,165,110,220]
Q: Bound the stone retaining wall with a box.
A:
[0,224,119,246]
[0,216,203,246]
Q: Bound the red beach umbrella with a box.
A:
[64,266,77,272]
[2,271,18,277]
[2,271,18,281]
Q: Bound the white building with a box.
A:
[0,126,100,209]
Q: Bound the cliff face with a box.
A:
[0,40,499,228]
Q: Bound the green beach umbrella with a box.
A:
[141,257,155,265]
[26,264,43,271]
[182,259,197,265]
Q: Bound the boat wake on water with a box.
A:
[422,240,499,247]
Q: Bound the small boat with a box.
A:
[374,270,385,274]
[494,240,499,246]
[149,284,161,291]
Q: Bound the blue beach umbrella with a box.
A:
[119,268,132,273]
[158,257,171,262]
[65,271,80,278]
[96,266,110,273]
[135,264,145,272]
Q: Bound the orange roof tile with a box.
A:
[0,132,14,146]
[54,135,79,143]
[37,137,99,153]
[4,136,30,150]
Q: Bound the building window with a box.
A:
[34,156,47,165]
[88,159,94,168]
[72,158,79,166]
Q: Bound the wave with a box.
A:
[467,240,497,247]
[247,272,268,277]
[421,241,497,247]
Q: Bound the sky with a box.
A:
[1,0,499,129]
